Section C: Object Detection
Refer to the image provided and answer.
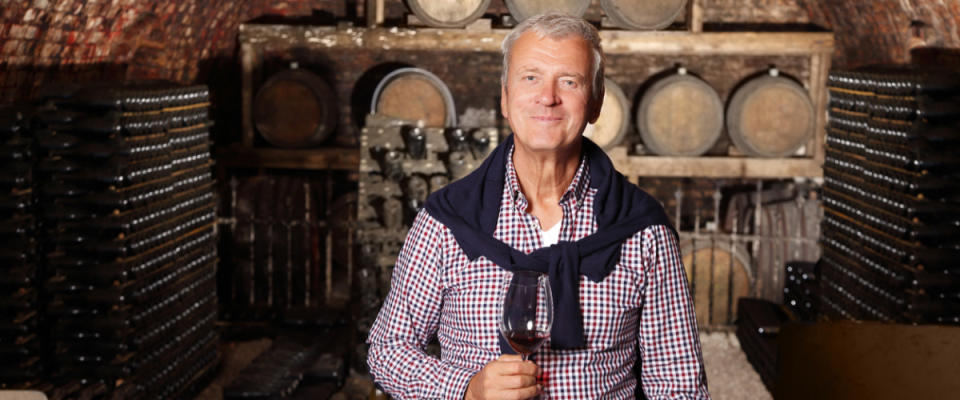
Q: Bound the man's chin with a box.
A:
[516,136,581,155]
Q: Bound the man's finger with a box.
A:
[492,359,537,376]
[513,360,540,376]
[498,354,524,362]
[503,374,538,389]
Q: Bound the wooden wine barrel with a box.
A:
[505,0,591,23]
[583,78,630,150]
[601,0,688,30]
[727,194,821,303]
[721,184,798,233]
[407,0,491,28]
[371,68,456,128]
[254,69,338,148]
[726,71,816,157]
[681,239,753,326]
[638,70,724,156]
[754,199,822,303]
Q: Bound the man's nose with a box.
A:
[536,80,559,106]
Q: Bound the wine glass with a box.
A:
[500,271,553,361]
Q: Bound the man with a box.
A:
[368,13,710,399]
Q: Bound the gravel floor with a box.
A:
[700,331,772,400]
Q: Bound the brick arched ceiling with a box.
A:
[1,0,958,105]
[0,0,351,103]
[803,0,960,68]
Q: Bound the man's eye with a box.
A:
[562,80,577,87]
[522,75,536,81]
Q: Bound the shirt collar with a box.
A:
[504,143,591,212]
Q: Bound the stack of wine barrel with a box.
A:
[0,107,43,386]
[24,82,219,398]
[822,66,960,325]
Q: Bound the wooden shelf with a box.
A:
[215,145,359,171]
[239,21,833,179]
[611,154,822,179]
[240,24,833,56]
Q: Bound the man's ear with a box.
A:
[588,86,604,124]
[500,84,509,120]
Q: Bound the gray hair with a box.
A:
[501,13,605,105]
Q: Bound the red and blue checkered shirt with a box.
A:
[368,148,710,399]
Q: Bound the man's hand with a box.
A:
[464,355,541,400]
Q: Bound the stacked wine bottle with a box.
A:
[782,261,818,321]
[0,106,44,387]
[822,66,960,324]
[33,83,219,398]
[735,298,790,392]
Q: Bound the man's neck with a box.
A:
[512,142,581,231]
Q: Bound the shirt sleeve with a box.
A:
[367,210,476,399]
[637,225,711,399]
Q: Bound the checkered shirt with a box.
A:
[367,148,710,399]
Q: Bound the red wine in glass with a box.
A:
[504,329,550,356]
[500,271,553,361]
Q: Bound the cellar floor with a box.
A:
[700,330,772,400]
[193,331,770,400]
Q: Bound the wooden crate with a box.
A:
[238,23,832,179]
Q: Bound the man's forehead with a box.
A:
[512,31,590,56]
[519,29,588,46]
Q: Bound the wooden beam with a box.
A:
[686,0,704,33]
[600,31,834,55]
[811,51,832,167]
[366,0,384,28]
[614,156,823,178]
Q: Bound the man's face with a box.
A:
[501,31,599,156]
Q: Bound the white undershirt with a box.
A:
[540,222,561,246]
